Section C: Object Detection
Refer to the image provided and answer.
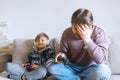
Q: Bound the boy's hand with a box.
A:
[22,63,38,69]
[22,63,31,67]
[31,64,39,69]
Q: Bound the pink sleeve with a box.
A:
[84,30,110,64]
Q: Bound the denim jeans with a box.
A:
[47,62,111,80]
[6,63,47,80]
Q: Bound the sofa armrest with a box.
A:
[0,54,12,73]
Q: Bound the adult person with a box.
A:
[47,8,111,80]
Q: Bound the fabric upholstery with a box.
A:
[109,37,120,74]
[0,36,120,80]
[111,75,120,80]
[49,38,60,53]
[12,39,34,65]
[0,54,12,73]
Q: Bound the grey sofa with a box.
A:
[0,36,120,80]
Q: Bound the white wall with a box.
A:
[0,0,120,39]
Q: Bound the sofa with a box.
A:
[0,36,120,80]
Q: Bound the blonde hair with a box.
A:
[35,32,49,42]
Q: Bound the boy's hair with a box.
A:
[71,8,93,25]
[35,32,49,42]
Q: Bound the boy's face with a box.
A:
[35,36,48,49]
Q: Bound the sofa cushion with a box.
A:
[0,54,12,73]
[12,39,34,65]
[110,75,120,80]
[49,38,60,53]
[109,36,120,74]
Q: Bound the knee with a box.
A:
[38,66,47,78]
[93,64,111,79]
[96,64,111,74]
[6,63,21,70]
[6,62,12,67]
[6,63,18,67]
[38,66,47,73]
[6,63,13,71]
[47,63,58,72]
[47,63,62,73]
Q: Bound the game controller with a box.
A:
[57,56,69,64]
[23,63,32,72]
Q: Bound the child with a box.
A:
[6,32,55,80]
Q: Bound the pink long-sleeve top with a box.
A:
[60,25,110,66]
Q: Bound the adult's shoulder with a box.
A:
[62,27,72,36]
[92,25,105,35]
[91,25,109,40]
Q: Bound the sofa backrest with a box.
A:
[12,39,34,65]
[109,36,120,75]
[12,37,120,75]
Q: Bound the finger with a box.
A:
[89,25,92,30]
[74,24,81,32]
[84,24,89,29]
[62,53,66,58]
[74,26,78,32]
[77,24,84,31]
[77,26,83,33]
[80,25,86,31]
[55,52,62,62]
[55,55,58,62]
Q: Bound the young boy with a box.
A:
[6,32,55,80]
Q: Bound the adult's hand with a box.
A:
[55,52,66,63]
[74,24,92,45]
